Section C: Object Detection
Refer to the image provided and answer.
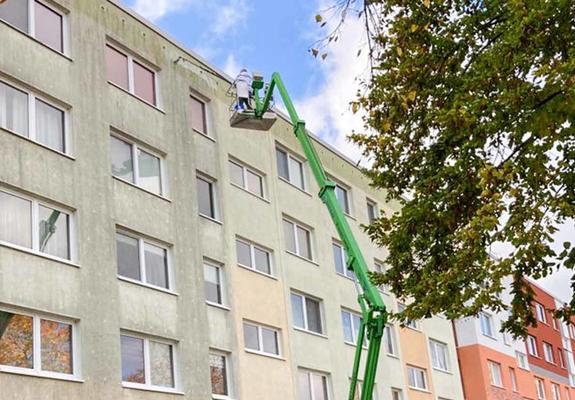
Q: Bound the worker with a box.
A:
[235,68,252,111]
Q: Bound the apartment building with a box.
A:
[0,1,465,399]
[455,280,575,400]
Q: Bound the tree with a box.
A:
[321,0,575,336]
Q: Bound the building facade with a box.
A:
[455,280,575,400]
[0,1,465,399]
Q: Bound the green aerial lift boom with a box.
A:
[230,72,388,400]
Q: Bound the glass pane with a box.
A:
[297,226,311,259]
[291,294,305,329]
[289,157,304,189]
[35,99,65,152]
[298,371,312,400]
[276,149,289,180]
[229,161,244,187]
[312,374,328,400]
[138,149,161,195]
[144,243,168,289]
[0,191,32,248]
[197,177,214,218]
[333,243,344,274]
[0,0,28,31]
[0,311,33,369]
[133,61,156,105]
[116,233,140,281]
[204,264,221,304]
[336,185,349,213]
[306,298,322,334]
[367,203,377,223]
[0,80,29,136]
[190,97,206,133]
[38,205,70,259]
[341,312,353,343]
[106,45,129,89]
[121,335,145,383]
[262,328,278,355]
[243,324,259,351]
[283,220,296,253]
[110,136,134,182]
[40,319,72,374]
[34,1,63,52]
[246,170,263,197]
[209,353,228,395]
[254,247,270,274]
[150,341,174,388]
[352,314,363,345]
[236,240,251,267]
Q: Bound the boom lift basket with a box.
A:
[229,110,277,131]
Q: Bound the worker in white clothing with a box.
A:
[235,68,253,111]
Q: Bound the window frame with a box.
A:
[536,378,547,400]
[536,303,548,324]
[196,173,219,221]
[429,339,450,372]
[543,342,555,364]
[110,133,167,197]
[341,309,366,347]
[275,145,307,191]
[290,291,324,336]
[391,388,403,400]
[209,349,233,399]
[120,332,179,393]
[204,259,226,308]
[479,312,494,338]
[528,335,539,357]
[407,365,428,391]
[115,229,173,293]
[299,369,330,400]
[366,199,378,224]
[333,180,352,216]
[551,383,561,400]
[383,324,397,356]
[283,217,314,261]
[105,42,160,107]
[509,367,518,392]
[228,159,267,199]
[242,321,281,358]
[235,237,274,277]
[488,360,503,387]
[0,306,79,380]
[516,351,529,370]
[190,94,209,137]
[333,240,354,280]
[373,260,389,294]
[397,303,420,330]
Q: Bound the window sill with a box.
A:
[408,387,431,393]
[386,353,400,359]
[122,382,184,395]
[0,241,79,268]
[344,341,368,351]
[482,333,498,341]
[108,82,165,114]
[400,325,422,332]
[206,301,230,311]
[118,276,179,296]
[237,263,277,280]
[112,176,171,202]
[212,395,235,400]
[336,271,357,282]
[194,129,215,142]
[293,327,328,339]
[244,349,285,361]
[1,127,75,160]
[285,250,318,266]
[433,367,452,375]
[278,177,311,197]
[230,183,270,203]
[490,384,504,389]
[199,214,223,225]
[0,366,83,383]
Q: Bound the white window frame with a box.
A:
[341,309,366,347]
[190,94,210,137]
[299,369,330,400]
[559,348,566,368]
[115,229,173,293]
[391,388,403,400]
[235,237,274,277]
[242,322,281,358]
[0,306,79,380]
[283,217,313,261]
[120,332,179,393]
[204,259,226,308]
[407,366,428,391]
[551,383,561,400]
[384,324,397,356]
[479,312,494,338]
[536,378,547,400]
[196,173,219,221]
[510,367,518,392]
[352,380,378,400]
[366,199,378,224]
[398,303,420,330]
[228,159,266,199]
[0,187,75,263]
[333,180,352,215]
[543,342,555,363]
[0,78,70,154]
[110,133,167,197]
[516,351,529,370]
[333,240,354,280]
[488,361,503,387]
[528,335,539,357]
[275,145,307,191]
[209,349,233,400]
[536,303,548,324]
[373,260,389,294]
[291,291,324,335]
[429,339,450,372]
[106,42,160,107]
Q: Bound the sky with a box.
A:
[122,0,573,303]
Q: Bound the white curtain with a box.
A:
[0,81,28,136]
[36,99,64,152]
[0,191,32,248]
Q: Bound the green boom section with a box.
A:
[249,72,388,400]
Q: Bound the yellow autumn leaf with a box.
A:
[408,90,417,102]
[396,47,403,57]
[351,102,360,114]
[423,0,431,8]
[411,24,418,33]
[315,14,323,23]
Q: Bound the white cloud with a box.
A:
[210,0,250,38]
[130,0,194,22]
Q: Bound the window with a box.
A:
[235,238,272,276]
[536,378,546,400]
[0,80,67,153]
[510,368,518,391]
[276,147,305,190]
[110,135,164,196]
[0,189,72,260]
[243,322,280,356]
[204,261,225,306]
[334,183,350,214]
[106,44,157,106]
[503,331,511,346]
[479,312,494,337]
[407,366,427,390]
[116,231,171,290]
[333,241,355,279]
[528,335,539,356]
[0,308,76,378]
[570,325,575,340]
[488,361,503,387]
[429,339,449,371]
[543,342,554,363]
[558,349,566,368]
[229,160,265,198]
[516,351,529,369]
[551,383,561,400]
[197,175,217,219]
[536,303,547,324]
[291,292,323,335]
[120,334,176,390]
[0,0,65,53]
[210,351,231,398]
[341,309,366,346]
[383,325,396,355]
[352,380,377,400]
[566,388,571,400]
[373,261,388,293]
[283,218,313,260]
[397,303,419,330]
[366,200,378,224]
[553,318,559,330]
[190,96,207,135]
[298,369,329,400]
[391,389,403,400]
